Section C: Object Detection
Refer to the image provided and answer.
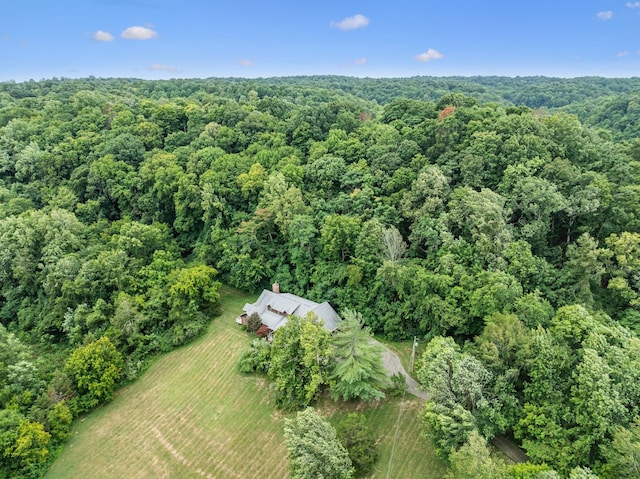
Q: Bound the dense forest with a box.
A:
[1,76,640,478]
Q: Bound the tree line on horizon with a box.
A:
[1,76,640,477]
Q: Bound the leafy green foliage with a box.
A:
[568,467,599,479]
[284,407,354,479]
[0,409,51,479]
[600,416,640,479]
[330,309,388,402]
[422,401,477,460]
[238,338,271,374]
[165,264,220,345]
[336,413,378,477]
[63,336,124,411]
[507,463,559,479]
[417,336,509,439]
[44,401,73,443]
[446,430,507,479]
[268,315,333,410]
[515,307,640,474]
[2,75,640,477]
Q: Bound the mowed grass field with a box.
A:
[46,286,446,479]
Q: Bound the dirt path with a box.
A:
[379,342,529,464]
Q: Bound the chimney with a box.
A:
[272,282,280,294]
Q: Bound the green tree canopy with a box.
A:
[330,309,388,402]
[63,336,124,411]
[284,407,354,479]
[268,315,334,410]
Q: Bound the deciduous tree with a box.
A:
[336,413,378,477]
[447,430,507,479]
[601,416,640,479]
[284,407,354,479]
[268,315,333,410]
[63,336,124,411]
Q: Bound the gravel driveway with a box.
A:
[378,342,530,463]
[378,342,429,400]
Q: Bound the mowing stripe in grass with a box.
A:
[47,287,445,479]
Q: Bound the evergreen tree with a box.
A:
[330,309,389,402]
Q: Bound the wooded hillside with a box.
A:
[1,76,640,478]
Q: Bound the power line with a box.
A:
[386,376,408,479]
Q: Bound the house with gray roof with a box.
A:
[236,283,341,337]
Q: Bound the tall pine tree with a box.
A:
[330,309,389,402]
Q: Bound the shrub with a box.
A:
[239,338,271,373]
[336,413,378,477]
[387,372,408,397]
[247,312,262,333]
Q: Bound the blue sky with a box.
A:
[1,0,639,81]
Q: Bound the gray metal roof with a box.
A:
[243,290,341,332]
[259,310,288,330]
[268,295,301,316]
[311,302,341,331]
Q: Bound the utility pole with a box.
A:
[410,336,418,372]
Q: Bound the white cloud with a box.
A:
[617,51,629,57]
[597,11,613,20]
[121,26,157,40]
[93,30,114,42]
[237,59,253,66]
[353,57,368,65]
[627,2,640,8]
[331,14,370,31]
[415,48,443,62]
[149,63,176,71]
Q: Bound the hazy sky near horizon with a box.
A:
[1,0,639,81]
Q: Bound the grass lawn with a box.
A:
[46,286,446,479]
[320,395,446,479]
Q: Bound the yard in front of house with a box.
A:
[47,286,446,479]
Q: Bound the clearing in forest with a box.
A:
[46,286,446,479]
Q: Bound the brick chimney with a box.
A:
[272,282,280,294]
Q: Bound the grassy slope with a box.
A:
[46,286,446,479]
